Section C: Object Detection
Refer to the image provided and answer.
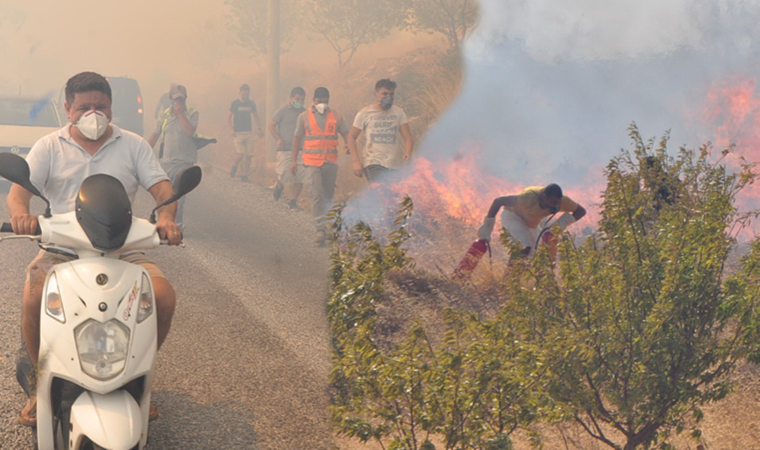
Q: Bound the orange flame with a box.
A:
[389,150,522,227]
[700,76,760,227]
[362,146,604,230]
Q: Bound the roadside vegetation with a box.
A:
[327,126,760,449]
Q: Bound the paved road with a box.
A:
[0,167,336,449]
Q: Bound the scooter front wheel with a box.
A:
[80,441,107,450]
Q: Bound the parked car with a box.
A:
[56,75,145,136]
[0,96,62,190]
[107,76,145,136]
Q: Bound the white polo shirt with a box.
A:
[26,124,169,214]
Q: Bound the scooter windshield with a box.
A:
[75,174,133,251]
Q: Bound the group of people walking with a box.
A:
[227,79,416,245]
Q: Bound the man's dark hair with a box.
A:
[314,87,329,99]
[543,183,563,199]
[375,78,397,91]
[291,86,306,97]
[65,72,112,105]
[240,84,250,91]
[170,84,188,99]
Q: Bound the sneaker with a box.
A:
[240,176,249,183]
[273,183,284,201]
[315,229,327,245]
[230,163,238,178]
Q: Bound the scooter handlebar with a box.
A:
[1,222,41,234]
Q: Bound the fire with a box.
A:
[389,149,522,227]
[352,145,603,232]
[701,76,760,159]
[700,75,760,219]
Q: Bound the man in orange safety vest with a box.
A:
[291,87,350,245]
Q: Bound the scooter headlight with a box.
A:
[137,272,153,324]
[74,319,130,381]
[45,273,65,323]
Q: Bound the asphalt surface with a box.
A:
[0,166,336,449]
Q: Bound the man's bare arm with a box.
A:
[7,184,37,235]
[268,119,281,142]
[147,180,182,245]
[253,111,264,137]
[291,135,303,174]
[147,180,177,220]
[400,123,414,160]
[177,110,197,136]
[487,195,518,218]
[347,126,364,177]
[147,132,160,148]
[573,204,586,221]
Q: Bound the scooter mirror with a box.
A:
[149,166,202,224]
[173,166,202,198]
[0,153,39,196]
[0,153,50,217]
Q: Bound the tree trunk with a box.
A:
[266,0,280,162]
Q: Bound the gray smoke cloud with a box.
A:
[415,0,760,188]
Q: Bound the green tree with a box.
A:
[404,0,479,53]
[300,0,405,68]
[329,199,546,449]
[503,124,760,449]
[225,0,299,55]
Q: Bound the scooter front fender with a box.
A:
[69,390,142,450]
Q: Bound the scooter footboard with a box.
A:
[70,390,142,450]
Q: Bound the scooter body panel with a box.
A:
[35,215,160,450]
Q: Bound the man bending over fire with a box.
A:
[477,184,586,260]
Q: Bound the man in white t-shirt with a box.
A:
[6,72,182,426]
[347,79,414,182]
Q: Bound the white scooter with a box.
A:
[0,152,201,450]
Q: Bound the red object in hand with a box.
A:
[541,230,558,263]
[453,239,489,281]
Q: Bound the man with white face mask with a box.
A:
[291,87,350,245]
[6,71,182,426]
[347,78,415,182]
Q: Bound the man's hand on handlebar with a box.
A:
[156,217,183,246]
[10,214,39,235]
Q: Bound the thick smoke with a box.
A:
[427,0,760,183]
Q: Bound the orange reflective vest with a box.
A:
[302,108,341,167]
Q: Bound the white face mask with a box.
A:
[76,110,110,141]
[315,103,328,115]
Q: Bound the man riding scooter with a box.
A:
[7,71,182,427]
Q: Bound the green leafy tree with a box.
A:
[503,124,760,449]
[225,0,300,55]
[301,0,405,68]
[404,0,479,53]
[329,199,547,449]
